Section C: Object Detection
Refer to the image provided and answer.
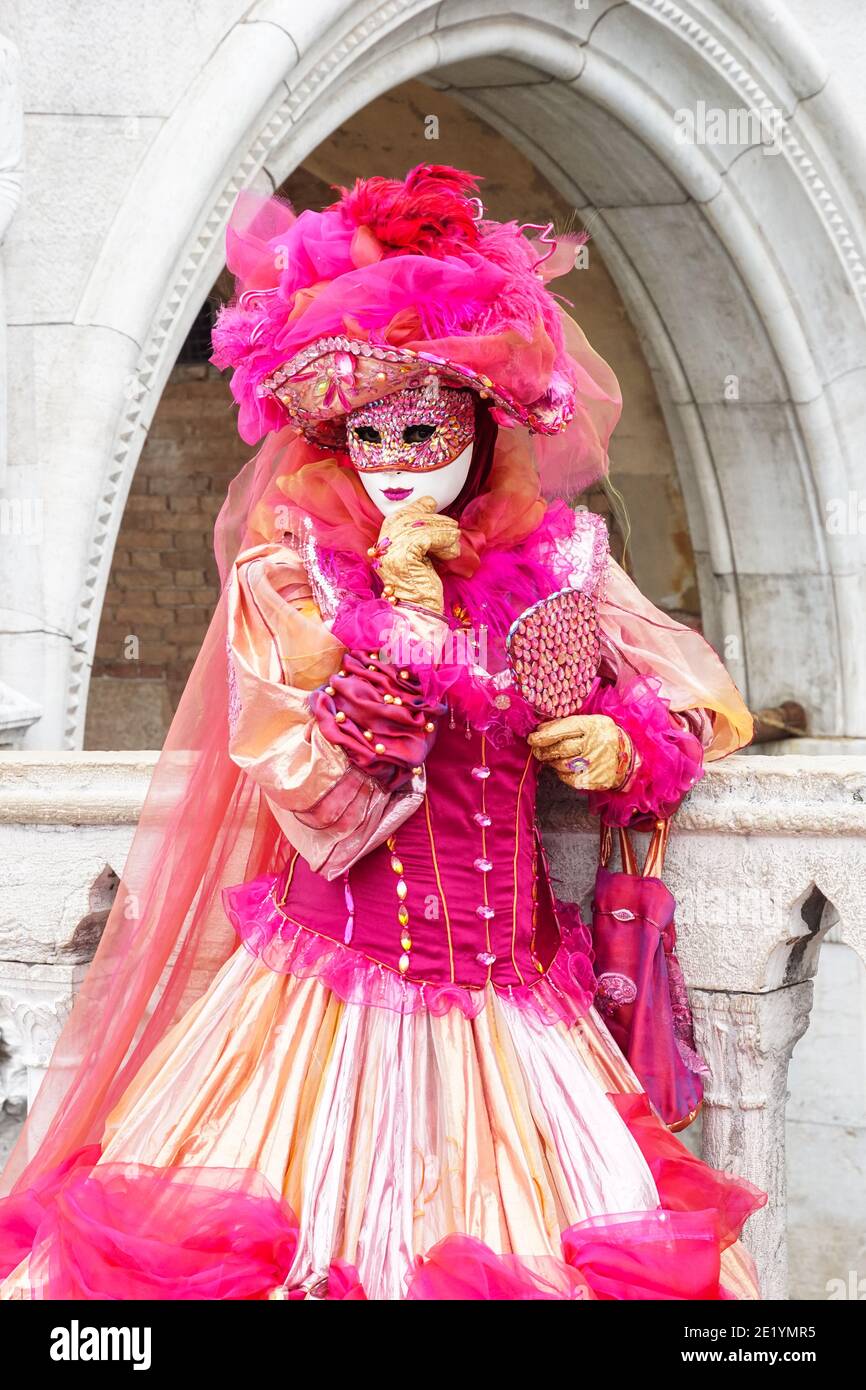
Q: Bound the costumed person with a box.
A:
[0,166,765,1301]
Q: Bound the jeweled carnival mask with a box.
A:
[346,384,476,473]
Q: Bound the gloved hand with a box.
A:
[528,713,635,792]
[370,496,461,615]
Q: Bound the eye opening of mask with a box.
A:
[403,423,437,444]
[353,425,381,444]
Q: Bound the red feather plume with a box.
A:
[329,164,482,258]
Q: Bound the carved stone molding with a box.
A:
[0,961,87,1109]
[0,682,41,749]
[691,983,815,1299]
[634,0,866,305]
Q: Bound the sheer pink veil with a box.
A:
[534,313,622,498]
[0,431,314,1196]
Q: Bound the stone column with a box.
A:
[0,961,89,1169]
[690,983,814,1300]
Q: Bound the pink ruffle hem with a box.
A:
[0,1089,764,1300]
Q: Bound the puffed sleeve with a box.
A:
[597,556,753,759]
[584,556,753,827]
[226,541,424,878]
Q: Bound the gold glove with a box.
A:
[371,496,461,615]
[528,713,635,792]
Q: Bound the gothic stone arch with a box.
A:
[51,0,866,747]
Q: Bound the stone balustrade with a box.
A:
[1,750,865,1297]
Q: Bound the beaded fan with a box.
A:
[506,587,601,720]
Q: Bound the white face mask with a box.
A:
[355,440,474,517]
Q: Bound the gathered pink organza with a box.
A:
[5,1160,752,1300]
[29,1162,300,1300]
[1,1146,369,1300]
[406,1234,593,1300]
[609,1092,767,1250]
[0,1144,99,1278]
[560,1209,731,1301]
[324,1260,368,1300]
[405,1213,732,1301]
[222,872,596,1025]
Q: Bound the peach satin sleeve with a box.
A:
[226,542,424,878]
[598,557,753,760]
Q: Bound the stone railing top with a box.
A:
[0,751,159,824]
[542,755,866,992]
[542,753,866,837]
[1,750,866,832]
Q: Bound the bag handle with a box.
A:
[599,819,670,878]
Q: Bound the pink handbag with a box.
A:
[591,821,707,1131]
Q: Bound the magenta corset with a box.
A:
[224,721,596,1024]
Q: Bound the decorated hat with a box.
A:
[212,165,621,490]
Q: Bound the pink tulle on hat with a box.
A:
[211,165,622,494]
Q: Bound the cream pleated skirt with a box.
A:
[1,944,759,1300]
